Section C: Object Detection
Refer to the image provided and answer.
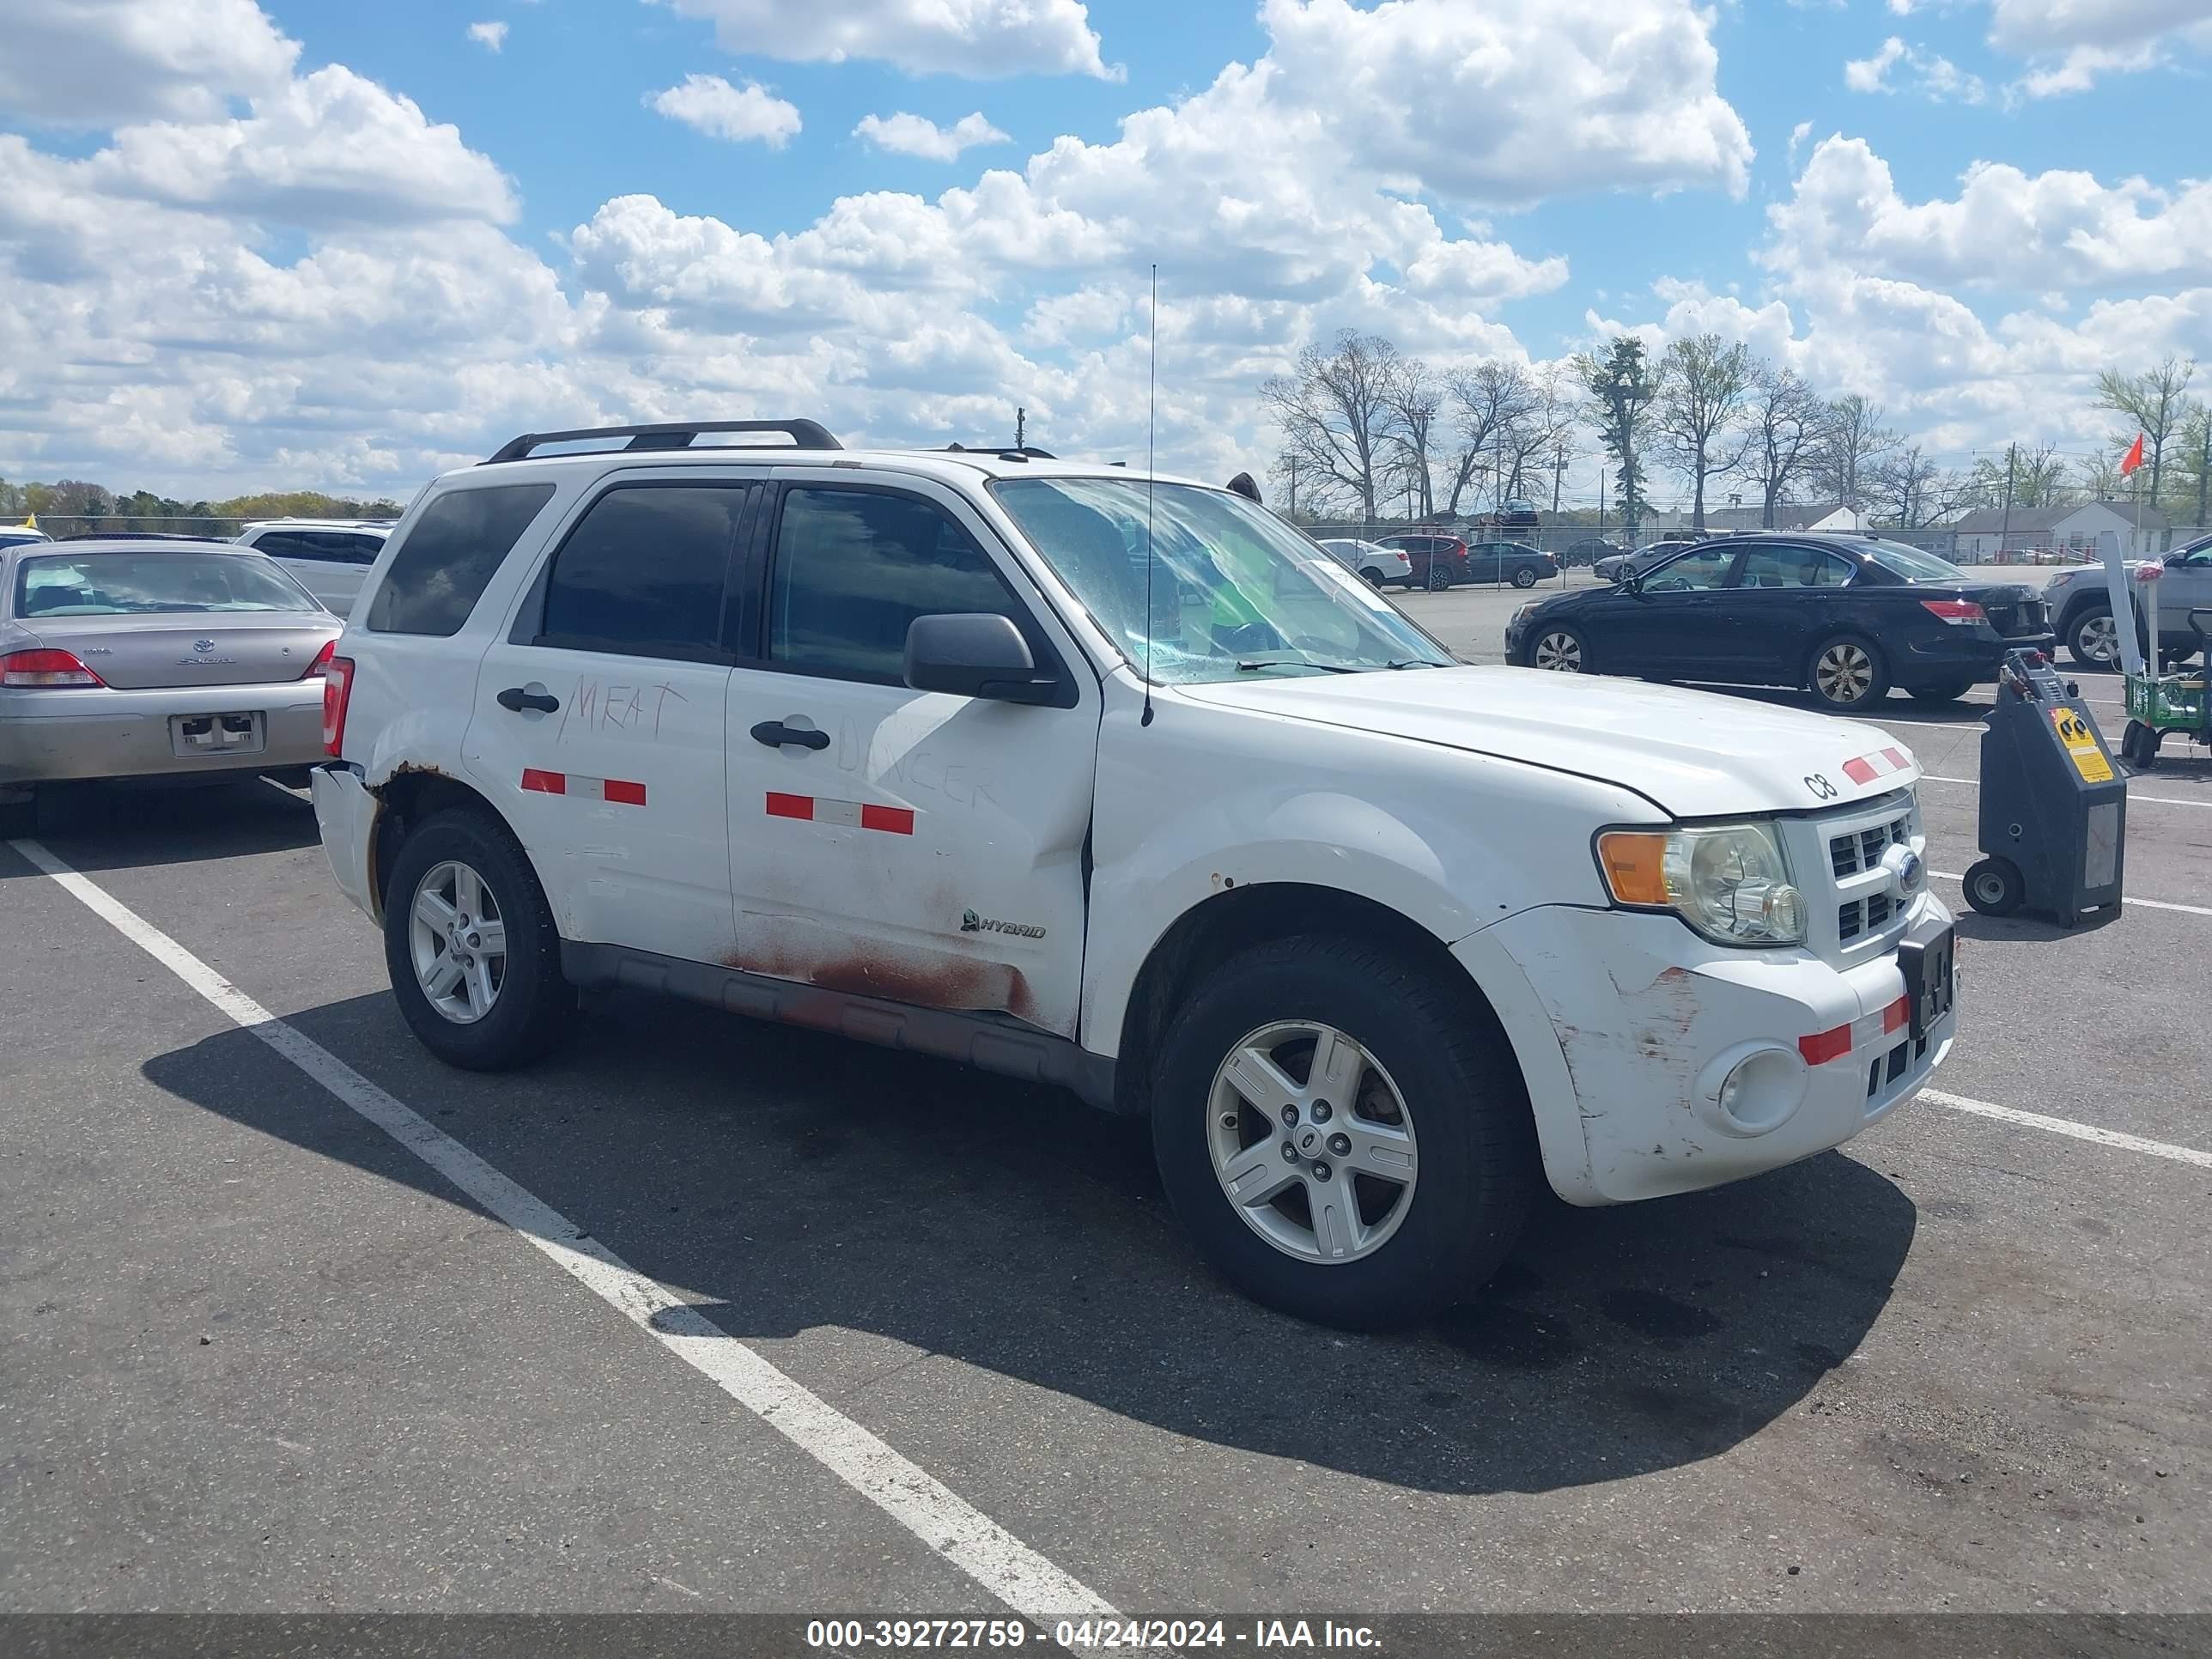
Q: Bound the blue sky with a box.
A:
[4,0,2211,505]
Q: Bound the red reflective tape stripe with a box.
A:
[860,805,915,836]
[603,778,647,807]
[1881,747,1908,769]
[1881,995,1910,1035]
[521,769,566,794]
[1841,757,1877,786]
[1797,1023,1854,1066]
[765,792,814,820]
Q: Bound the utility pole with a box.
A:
[1597,469,1607,536]
[1998,442,2016,554]
[1552,442,1565,517]
[1014,407,1025,451]
[1287,453,1297,519]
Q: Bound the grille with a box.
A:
[1837,890,1895,943]
[1831,815,1911,878]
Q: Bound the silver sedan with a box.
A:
[1,540,341,835]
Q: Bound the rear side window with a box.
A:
[769,487,1024,684]
[537,484,750,662]
[366,483,556,636]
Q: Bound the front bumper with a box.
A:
[0,678,326,787]
[1473,894,1957,1205]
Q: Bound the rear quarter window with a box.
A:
[365,483,557,637]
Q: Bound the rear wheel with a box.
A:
[1808,635,1889,712]
[1907,680,1974,704]
[1962,857,2023,918]
[1510,564,1540,589]
[1150,935,1535,1329]
[1361,567,1385,588]
[384,806,574,1071]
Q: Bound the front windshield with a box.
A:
[15,552,320,617]
[1863,540,1965,583]
[992,478,1452,683]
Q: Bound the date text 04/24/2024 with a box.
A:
[803,1620,1381,1650]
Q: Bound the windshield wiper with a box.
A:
[1236,657,1358,674]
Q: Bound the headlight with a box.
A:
[1510,600,1541,628]
[1595,822,1807,947]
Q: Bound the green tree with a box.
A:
[1655,334,1754,532]
[2094,356,2195,514]
[1577,337,1660,536]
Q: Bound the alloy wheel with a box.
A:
[1533,630,1583,672]
[1206,1021,1419,1265]
[1815,641,1875,704]
[409,860,507,1024]
[2077,613,2119,664]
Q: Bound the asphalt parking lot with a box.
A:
[3,574,2209,1632]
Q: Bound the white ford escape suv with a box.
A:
[311,420,1958,1328]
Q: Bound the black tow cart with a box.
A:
[1963,648,2128,927]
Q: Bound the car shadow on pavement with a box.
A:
[0,775,318,878]
[141,983,1917,1498]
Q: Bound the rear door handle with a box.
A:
[751,720,830,750]
[497,686,560,714]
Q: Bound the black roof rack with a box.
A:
[484,420,842,464]
[939,443,1057,462]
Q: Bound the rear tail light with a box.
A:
[1,648,105,688]
[322,655,355,756]
[1920,599,1987,626]
[301,637,337,679]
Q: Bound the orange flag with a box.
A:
[2120,432,2145,476]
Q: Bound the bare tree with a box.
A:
[2180,402,2211,527]
[1443,361,1540,518]
[1261,330,1401,520]
[2094,356,2196,513]
[1654,334,1755,532]
[1576,337,1660,535]
[1380,357,1443,520]
[1869,445,1967,529]
[1743,362,1828,528]
[1812,394,1898,513]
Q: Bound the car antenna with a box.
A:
[1142,262,1158,728]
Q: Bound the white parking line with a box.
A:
[1917,1089,2212,1170]
[5,836,1117,1626]
[1922,775,2212,808]
[1929,869,2212,919]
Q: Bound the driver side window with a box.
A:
[1643,545,1737,592]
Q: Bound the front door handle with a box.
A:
[498,686,561,714]
[751,720,830,750]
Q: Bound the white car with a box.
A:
[235,519,392,617]
[1319,538,1413,588]
[310,419,1958,1328]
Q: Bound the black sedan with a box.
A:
[1504,533,2054,711]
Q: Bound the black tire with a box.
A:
[1361,567,1385,588]
[2122,720,2160,770]
[2063,602,2130,672]
[1962,857,2023,919]
[1806,633,1890,712]
[1526,623,1591,674]
[383,805,575,1071]
[1906,681,1974,704]
[1149,934,1537,1329]
[1510,564,1540,590]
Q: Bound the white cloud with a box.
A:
[854,112,1011,162]
[647,75,801,149]
[1845,35,1987,100]
[1767,134,2212,290]
[655,0,1116,80]
[1986,0,2212,94]
[468,21,509,52]
[1787,120,1814,162]
[0,0,299,127]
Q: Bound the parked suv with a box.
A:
[236,519,394,617]
[2043,532,2212,670]
[1376,532,1470,590]
[311,419,1959,1328]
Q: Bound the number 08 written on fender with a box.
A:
[805,1619,1031,1648]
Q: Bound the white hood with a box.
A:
[1178,665,1919,818]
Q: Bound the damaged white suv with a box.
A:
[312,421,1958,1328]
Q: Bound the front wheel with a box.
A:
[1360,567,1385,588]
[1510,564,1540,589]
[2065,605,2122,672]
[1962,857,2023,918]
[1150,935,1536,1328]
[1530,625,1589,673]
[384,806,575,1071]
[1808,635,1889,711]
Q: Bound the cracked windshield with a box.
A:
[993,477,1451,683]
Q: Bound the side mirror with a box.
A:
[903,613,1056,703]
